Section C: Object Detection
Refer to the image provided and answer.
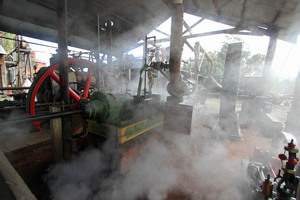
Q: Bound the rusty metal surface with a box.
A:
[164,102,193,135]
[169,1,184,93]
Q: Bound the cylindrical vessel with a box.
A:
[86,92,132,123]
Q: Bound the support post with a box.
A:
[193,42,200,84]
[57,0,72,160]
[219,43,242,139]
[263,31,277,95]
[0,45,7,91]
[0,56,7,88]
[169,0,184,96]
[49,106,63,164]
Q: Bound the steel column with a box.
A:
[57,0,72,160]
[106,21,113,73]
[169,0,184,95]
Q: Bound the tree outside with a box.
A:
[0,31,16,53]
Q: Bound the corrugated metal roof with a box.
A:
[0,0,299,54]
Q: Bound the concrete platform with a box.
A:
[0,130,51,200]
[0,150,37,200]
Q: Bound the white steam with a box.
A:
[46,124,246,200]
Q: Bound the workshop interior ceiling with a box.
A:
[1,0,300,54]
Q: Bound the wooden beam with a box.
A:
[0,55,6,88]
[271,0,287,25]
[71,0,143,33]
[183,39,194,52]
[263,31,277,94]
[129,28,264,51]
[155,28,170,37]
[240,0,247,24]
[183,20,192,35]
[95,0,143,18]
[212,0,220,15]
[191,0,200,9]
[182,18,205,35]
[49,106,63,164]
[94,3,134,26]
[28,0,56,11]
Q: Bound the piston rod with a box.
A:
[0,110,84,126]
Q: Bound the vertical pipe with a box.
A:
[17,35,21,87]
[57,0,72,160]
[144,36,148,95]
[169,0,184,94]
[57,0,69,104]
[28,52,32,81]
[194,42,200,84]
[263,31,277,95]
[106,21,113,73]
[96,14,101,91]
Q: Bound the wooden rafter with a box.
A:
[155,29,170,37]
[271,0,287,25]
[28,0,56,11]
[240,0,247,24]
[183,20,192,35]
[212,0,220,15]
[182,18,205,35]
[70,0,143,31]
[95,0,143,18]
[191,0,200,9]
[129,28,264,51]
[68,0,93,36]
[94,3,134,26]
[183,39,194,52]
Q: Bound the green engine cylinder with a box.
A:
[86,92,132,123]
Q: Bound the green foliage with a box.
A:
[206,36,265,76]
[0,32,16,53]
[242,54,265,75]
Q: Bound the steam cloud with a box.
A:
[46,123,246,200]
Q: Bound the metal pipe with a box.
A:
[96,14,101,91]
[144,36,148,95]
[169,0,184,95]
[57,0,72,160]
[0,110,84,126]
[57,0,69,105]
[0,87,30,90]
[106,21,113,73]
